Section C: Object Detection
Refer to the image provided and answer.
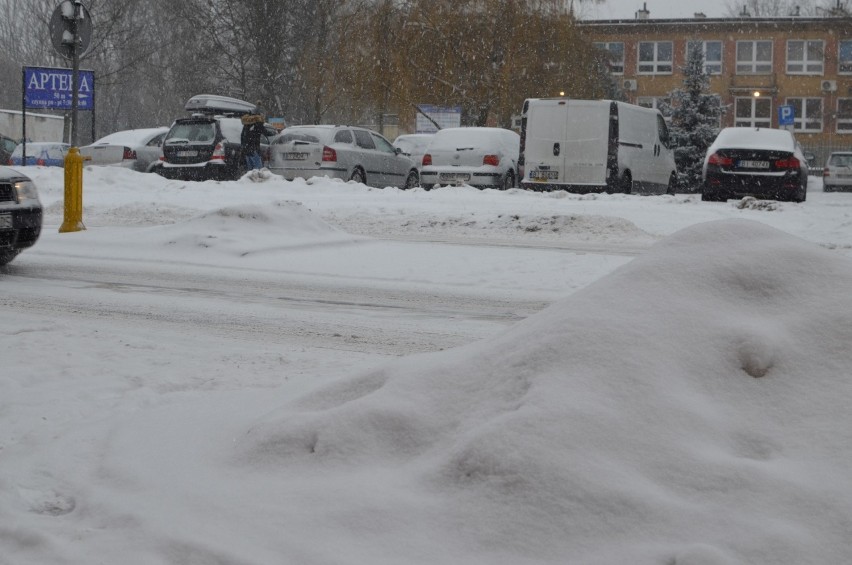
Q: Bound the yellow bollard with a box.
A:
[59,147,90,233]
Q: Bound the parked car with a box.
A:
[393,133,434,171]
[0,165,42,266]
[520,98,676,194]
[701,127,808,203]
[80,127,169,173]
[268,125,420,189]
[8,142,70,167]
[420,127,520,190]
[0,133,16,166]
[158,95,278,181]
[822,151,852,192]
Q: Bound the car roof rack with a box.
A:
[185,94,257,116]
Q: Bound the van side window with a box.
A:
[657,115,671,148]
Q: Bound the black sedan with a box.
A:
[0,166,42,266]
[701,127,808,203]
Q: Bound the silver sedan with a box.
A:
[268,125,419,189]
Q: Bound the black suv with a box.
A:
[158,95,278,181]
[0,166,42,266]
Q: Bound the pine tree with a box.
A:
[664,46,724,192]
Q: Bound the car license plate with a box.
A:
[439,172,470,182]
[738,160,769,169]
[284,152,309,160]
[176,150,198,157]
[0,213,12,229]
[530,169,558,181]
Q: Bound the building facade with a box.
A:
[578,15,852,160]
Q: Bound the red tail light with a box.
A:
[483,154,500,166]
[322,146,336,162]
[775,157,800,170]
[122,147,137,160]
[707,153,733,167]
[36,158,45,166]
[422,154,432,166]
[823,167,830,177]
[211,143,226,161]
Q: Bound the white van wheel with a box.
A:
[620,172,632,194]
[667,173,677,195]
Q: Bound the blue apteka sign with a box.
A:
[23,66,95,111]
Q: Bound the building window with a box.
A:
[736,40,773,74]
[735,97,772,128]
[839,41,852,74]
[837,99,852,132]
[638,41,673,74]
[786,97,823,131]
[593,42,624,74]
[637,96,671,117]
[686,40,722,74]
[787,40,824,74]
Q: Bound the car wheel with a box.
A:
[0,250,19,266]
[666,173,677,195]
[502,170,515,190]
[349,167,366,185]
[824,184,834,192]
[404,169,419,189]
[701,191,724,202]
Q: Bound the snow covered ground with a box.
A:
[2,166,851,564]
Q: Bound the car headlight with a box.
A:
[14,180,40,201]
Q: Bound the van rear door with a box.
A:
[524,101,566,185]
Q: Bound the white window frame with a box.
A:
[736,40,773,74]
[637,96,671,118]
[686,40,722,75]
[786,40,824,75]
[839,40,852,74]
[837,98,852,132]
[638,41,673,75]
[734,97,772,128]
[594,41,624,74]
[786,97,823,132]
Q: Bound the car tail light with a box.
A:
[422,154,432,166]
[36,157,45,166]
[483,154,500,166]
[211,143,226,161]
[707,153,733,167]
[122,147,137,160]
[824,167,830,177]
[775,157,800,170]
[322,146,336,162]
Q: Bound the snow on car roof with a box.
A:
[92,128,168,146]
[711,127,795,151]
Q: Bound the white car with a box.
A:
[822,151,852,192]
[268,125,420,189]
[419,127,520,190]
[392,133,434,171]
[80,127,169,173]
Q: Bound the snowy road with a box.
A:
[3,242,609,357]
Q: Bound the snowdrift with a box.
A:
[242,219,852,564]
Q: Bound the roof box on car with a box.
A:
[184,94,257,116]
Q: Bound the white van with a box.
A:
[520,98,677,194]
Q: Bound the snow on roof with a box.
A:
[91,127,169,146]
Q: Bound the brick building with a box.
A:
[578,13,852,162]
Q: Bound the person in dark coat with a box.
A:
[241,114,265,170]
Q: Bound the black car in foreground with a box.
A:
[158,95,278,181]
[701,127,808,203]
[0,166,42,266]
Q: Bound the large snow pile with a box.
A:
[232,219,852,564]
